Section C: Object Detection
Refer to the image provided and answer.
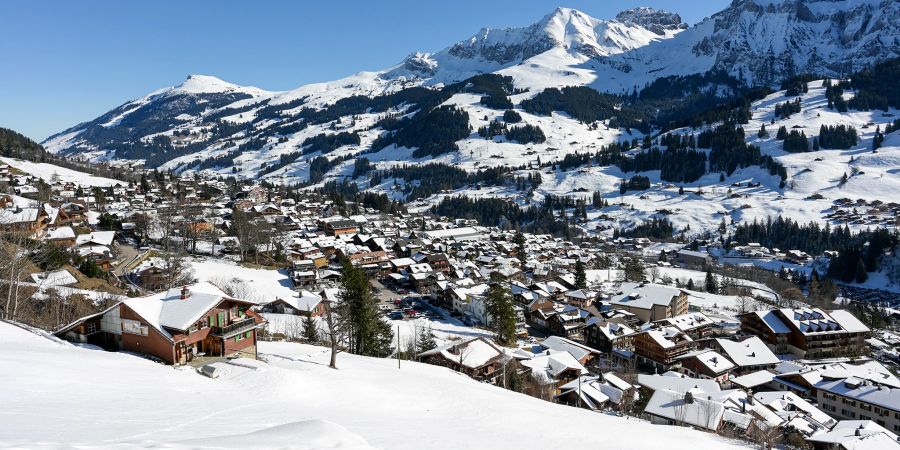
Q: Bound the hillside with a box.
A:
[0,320,746,449]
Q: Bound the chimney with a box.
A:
[180,285,190,300]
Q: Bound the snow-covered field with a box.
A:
[1,157,125,187]
[0,321,747,449]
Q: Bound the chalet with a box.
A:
[44,226,76,247]
[137,264,167,291]
[418,337,506,383]
[583,319,636,353]
[261,291,324,317]
[323,219,358,236]
[556,373,634,411]
[709,336,780,374]
[655,312,715,340]
[607,282,689,323]
[677,349,735,383]
[633,327,694,372]
[676,249,712,268]
[55,282,265,365]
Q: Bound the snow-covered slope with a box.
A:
[41,2,900,184]
[385,7,686,84]
[0,321,746,449]
[588,0,900,92]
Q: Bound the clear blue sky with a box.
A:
[0,1,729,141]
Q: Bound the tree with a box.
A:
[484,274,517,346]
[623,257,646,282]
[338,259,393,357]
[302,313,319,343]
[323,299,340,369]
[854,258,868,283]
[158,251,195,290]
[704,270,718,294]
[416,325,437,353]
[513,231,526,264]
[574,259,587,289]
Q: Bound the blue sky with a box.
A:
[0,1,729,141]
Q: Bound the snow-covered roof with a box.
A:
[123,282,249,336]
[609,282,682,310]
[715,336,780,367]
[539,335,600,361]
[30,269,78,287]
[419,337,503,369]
[76,231,116,247]
[807,420,898,448]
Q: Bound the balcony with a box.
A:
[210,317,258,337]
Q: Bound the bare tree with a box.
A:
[323,299,340,369]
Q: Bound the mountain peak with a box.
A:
[614,7,687,35]
[172,74,269,97]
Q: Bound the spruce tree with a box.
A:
[705,270,718,294]
[484,273,517,346]
[854,258,868,283]
[574,259,587,289]
[416,326,437,353]
[302,313,319,343]
[339,259,394,357]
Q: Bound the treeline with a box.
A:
[817,125,857,150]
[317,180,406,215]
[614,217,675,240]
[774,98,801,119]
[521,86,650,133]
[372,106,470,158]
[301,131,361,155]
[619,175,650,193]
[730,217,900,283]
[431,196,580,238]
[505,124,546,144]
[376,163,512,201]
[846,58,899,111]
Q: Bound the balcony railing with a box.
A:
[210,317,257,337]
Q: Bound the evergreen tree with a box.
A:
[574,259,587,289]
[705,270,718,294]
[513,231,526,264]
[416,326,437,353]
[686,278,695,290]
[757,124,769,138]
[854,258,868,283]
[339,259,393,357]
[302,314,319,343]
[484,274,517,346]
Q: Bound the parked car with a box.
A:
[388,312,403,320]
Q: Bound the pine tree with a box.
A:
[302,313,319,343]
[854,258,868,283]
[339,259,393,357]
[416,326,437,353]
[513,231,526,264]
[574,259,587,289]
[757,124,769,139]
[686,278,695,291]
[485,273,517,346]
[705,270,718,294]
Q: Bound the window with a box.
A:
[86,322,97,333]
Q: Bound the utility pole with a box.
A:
[578,374,583,408]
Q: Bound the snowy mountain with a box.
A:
[588,0,900,92]
[42,1,900,187]
[384,7,686,83]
